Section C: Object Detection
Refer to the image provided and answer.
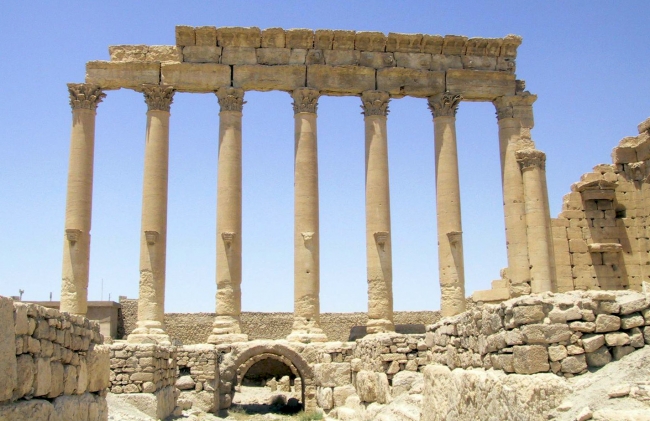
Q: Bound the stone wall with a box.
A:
[0,295,109,421]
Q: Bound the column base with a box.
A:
[128,321,171,345]
[206,333,249,345]
[366,319,395,334]
[207,315,248,344]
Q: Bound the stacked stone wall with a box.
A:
[176,344,219,392]
[0,296,109,421]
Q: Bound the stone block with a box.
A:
[286,28,314,49]
[256,48,291,65]
[314,30,334,50]
[376,68,444,97]
[595,314,621,332]
[63,364,77,395]
[233,64,305,91]
[613,345,635,360]
[359,52,396,69]
[306,49,325,65]
[605,332,630,346]
[324,49,360,66]
[87,344,110,392]
[561,355,587,374]
[182,46,222,63]
[217,27,261,48]
[430,54,463,71]
[421,35,444,54]
[161,63,231,92]
[442,35,468,55]
[333,385,356,407]
[195,26,217,46]
[48,361,64,398]
[14,303,29,335]
[332,30,356,50]
[512,304,545,326]
[76,356,88,395]
[175,25,195,46]
[289,49,307,64]
[262,28,285,48]
[317,386,333,410]
[548,345,568,362]
[521,324,572,344]
[12,354,33,400]
[221,47,257,65]
[611,146,637,164]
[446,69,516,100]
[355,370,390,404]
[314,362,351,387]
[110,386,176,420]
[0,400,55,420]
[513,345,549,374]
[620,313,645,329]
[86,61,160,90]
[461,55,497,71]
[109,45,148,62]
[394,52,432,70]
[307,64,374,94]
[355,31,386,52]
[569,239,588,253]
[386,32,423,53]
[0,297,17,401]
[33,357,52,397]
[618,295,648,315]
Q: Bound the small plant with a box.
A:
[297,410,324,421]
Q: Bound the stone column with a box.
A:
[288,88,327,343]
[517,149,553,293]
[428,92,466,317]
[208,87,248,344]
[493,93,536,296]
[60,84,105,316]
[361,91,394,334]
[128,84,175,344]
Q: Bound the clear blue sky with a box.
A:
[1,2,648,313]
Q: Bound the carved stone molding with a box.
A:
[516,148,546,171]
[222,232,236,249]
[67,83,106,111]
[141,84,175,112]
[216,87,245,112]
[292,88,320,114]
[65,228,81,243]
[427,92,462,118]
[144,230,159,245]
[374,231,389,251]
[493,92,536,124]
[361,91,390,117]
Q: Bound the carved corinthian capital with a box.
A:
[292,88,320,114]
[141,84,175,112]
[67,83,106,111]
[427,92,462,118]
[493,92,537,126]
[516,148,546,171]
[361,91,390,117]
[216,87,245,112]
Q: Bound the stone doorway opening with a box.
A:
[232,353,304,415]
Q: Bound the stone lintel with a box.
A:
[587,243,623,253]
[307,64,374,94]
[86,61,160,90]
[233,65,306,92]
[377,68,445,98]
[574,179,618,193]
[446,69,516,101]
[161,63,231,92]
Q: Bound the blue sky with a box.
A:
[0,1,648,313]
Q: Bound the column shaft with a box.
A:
[129,85,174,344]
[288,88,326,342]
[362,91,394,334]
[209,88,248,344]
[61,84,105,316]
[429,93,466,317]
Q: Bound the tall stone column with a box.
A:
[428,92,466,317]
[493,93,537,296]
[517,149,553,293]
[361,91,394,334]
[128,84,175,345]
[208,87,248,344]
[288,88,327,343]
[60,84,105,316]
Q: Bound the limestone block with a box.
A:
[12,354,33,400]
[472,287,510,302]
[513,345,549,374]
[53,393,108,421]
[63,364,77,395]
[461,55,497,71]
[256,48,291,65]
[521,324,572,344]
[595,314,621,332]
[306,49,325,65]
[621,313,645,329]
[175,26,195,46]
[612,345,635,360]
[332,30,356,50]
[182,46,222,63]
[394,52,432,70]
[612,146,637,164]
[359,51,395,69]
[217,27,261,48]
[176,375,195,390]
[262,28,285,48]
[512,304,545,326]
[421,35,444,54]
[33,357,52,397]
[605,332,630,346]
[109,386,176,420]
[500,35,522,58]
[0,400,55,420]
[355,31,386,52]
[147,46,183,63]
[76,356,88,395]
[561,355,587,374]
[317,386,333,410]
[233,64,305,91]
[569,239,588,253]
[86,61,160,90]
[289,49,307,64]
[161,63,230,92]
[307,65,374,94]
[392,371,421,397]
[324,49,360,66]
[333,385,357,407]
[376,68,444,97]
[87,344,109,392]
[286,28,314,49]
[441,35,468,55]
[585,345,612,367]
[386,32,423,53]
[195,26,217,46]
[618,295,647,315]
[221,47,257,65]
[314,30,334,50]
[48,361,64,398]
[109,45,148,62]
[0,297,17,401]
[446,69,516,100]
[314,362,351,387]
[548,345,568,362]
[430,54,463,71]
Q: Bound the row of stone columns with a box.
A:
[60,83,555,344]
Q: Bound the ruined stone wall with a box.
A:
[0,296,109,421]
[552,118,650,292]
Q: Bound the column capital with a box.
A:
[516,148,546,171]
[216,87,246,112]
[361,90,390,117]
[493,92,537,126]
[140,84,175,112]
[67,83,106,111]
[292,88,320,114]
[427,92,462,118]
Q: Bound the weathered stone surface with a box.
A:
[595,314,621,333]
[314,362,351,387]
[109,385,176,420]
[332,30,355,50]
[175,26,195,46]
[182,46,222,63]
[317,386,333,410]
[521,323,572,344]
[355,31,386,52]
[513,345,549,374]
[176,375,195,390]
[391,371,422,397]
[217,27,261,48]
[512,304,545,326]
[359,52,396,69]
[86,61,160,90]
[286,29,314,49]
[386,33,423,53]
[446,69,516,100]
[0,400,55,420]
[255,47,291,65]
[394,52,432,70]
[261,28,285,48]
[13,354,34,400]
[355,370,390,404]
[561,355,587,374]
[307,65,374,94]
[613,345,635,360]
[606,332,630,346]
[194,26,217,46]
[324,49,360,66]
[333,385,357,407]
[86,344,109,392]
[376,68,444,97]
[233,65,305,91]
[221,47,257,65]
[147,46,183,62]
[548,345,568,362]
[586,346,612,367]
[0,296,17,401]
[581,334,605,353]
[161,63,230,92]
[618,295,648,315]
